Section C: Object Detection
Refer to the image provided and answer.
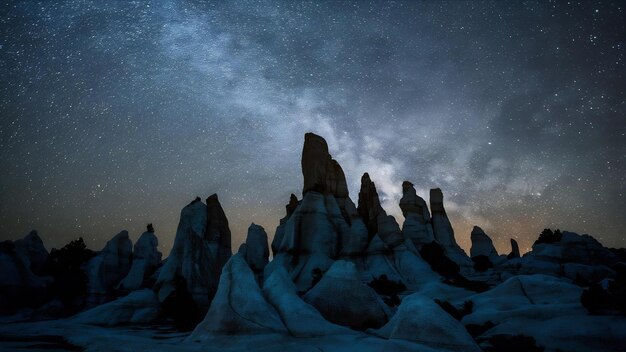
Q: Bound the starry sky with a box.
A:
[1,1,624,256]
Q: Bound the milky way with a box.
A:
[1,1,624,255]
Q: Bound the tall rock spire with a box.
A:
[301,132,349,198]
[399,181,434,247]
[357,173,386,239]
[428,188,473,270]
[508,238,521,259]
[206,193,232,272]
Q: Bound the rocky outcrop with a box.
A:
[429,188,473,270]
[470,226,499,260]
[117,227,162,292]
[72,289,160,326]
[501,231,620,282]
[301,132,349,199]
[188,254,286,338]
[508,238,521,259]
[85,231,133,306]
[399,181,434,248]
[262,267,351,337]
[372,294,481,352]
[358,173,386,239]
[271,194,298,256]
[13,230,48,274]
[0,240,48,314]
[303,260,390,330]
[155,197,225,311]
[429,188,456,247]
[206,194,232,274]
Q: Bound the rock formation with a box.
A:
[399,181,434,248]
[372,294,481,352]
[470,226,499,260]
[271,193,298,256]
[301,132,349,200]
[429,188,473,270]
[358,173,386,239]
[13,230,48,274]
[155,195,232,311]
[188,254,286,338]
[85,231,133,306]
[72,289,160,326]
[117,226,162,292]
[241,223,269,282]
[206,194,232,273]
[0,239,48,314]
[501,231,620,282]
[303,260,390,330]
[262,267,351,337]
[508,238,521,259]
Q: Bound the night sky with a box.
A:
[1,1,624,256]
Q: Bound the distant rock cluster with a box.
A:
[1,132,625,352]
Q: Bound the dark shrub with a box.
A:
[466,321,495,337]
[161,275,202,331]
[446,276,491,293]
[581,278,626,315]
[41,237,96,313]
[472,255,494,272]
[420,241,460,277]
[534,228,562,245]
[484,334,544,352]
[368,274,407,307]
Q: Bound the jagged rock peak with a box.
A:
[358,172,386,238]
[301,132,349,198]
[206,193,232,270]
[14,230,48,273]
[429,188,457,247]
[271,194,299,256]
[470,226,498,259]
[508,238,521,259]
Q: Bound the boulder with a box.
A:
[303,260,390,330]
[372,294,481,352]
[188,254,286,338]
